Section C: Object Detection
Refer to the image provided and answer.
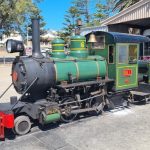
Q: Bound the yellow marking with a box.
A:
[117,65,137,69]
[53,50,64,52]
[75,62,79,80]
[52,44,64,46]
[80,41,85,48]
[54,64,57,82]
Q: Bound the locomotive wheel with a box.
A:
[88,95,104,115]
[14,115,31,135]
[61,97,78,123]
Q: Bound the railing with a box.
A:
[0,56,15,64]
[0,48,16,64]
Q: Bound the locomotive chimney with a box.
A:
[32,18,44,59]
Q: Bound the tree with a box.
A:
[87,0,116,26]
[65,6,80,28]
[114,0,140,11]
[93,0,116,21]
[57,30,70,43]
[94,3,106,22]
[0,0,44,38]
[61,6,80,41]
[61,0,116,34]
[72,0,90,23]
[103,0,116,18]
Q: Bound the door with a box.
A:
[116,44,138,90]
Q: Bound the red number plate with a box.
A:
[123,69,132,77]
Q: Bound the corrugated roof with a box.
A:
[101,0,150,26]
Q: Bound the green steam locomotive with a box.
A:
[0,19,149,139]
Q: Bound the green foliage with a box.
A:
[84,21,101,27]
[61,6,80,42]
[103,0,116,17]
[65,6,80,26]
[94,3,106,21]
[93,0,116,22]
[0,0,44,38]
[84,0,115,27]
[62,0,91,40]
[72,0,90,23]
[114,0,140,11]
[62,0,116,37]
[57,31,70,43]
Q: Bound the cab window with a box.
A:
[93,36,105,49]
[129,45,137,63]
[118,45,128,64]
[108,45,114,64]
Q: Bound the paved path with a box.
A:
[1,104,150,150]
[0,64,20,103]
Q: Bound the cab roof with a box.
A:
[86,31,150,43]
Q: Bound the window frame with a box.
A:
[143,40,150,56]
[108,45,115,64]
[117,44,128,64]
[128,44,138,64]
[117,43,138,64]
[91,35,105,50]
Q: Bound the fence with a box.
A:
[0,47,16,64]
[0,56,14,64]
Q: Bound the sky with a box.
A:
[38,0,72,31]
[38,0,100,31]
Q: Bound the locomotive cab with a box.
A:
[86,31,149,91]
